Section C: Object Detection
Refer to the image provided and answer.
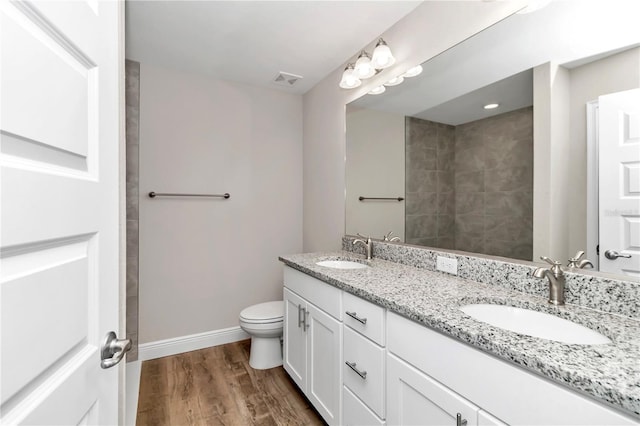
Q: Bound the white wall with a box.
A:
[345,107,405,240]
[138,63,302,343]
[302,1,526,252]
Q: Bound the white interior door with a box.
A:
[1,1,122,424]
[598,88,640,277]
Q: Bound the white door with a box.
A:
[1,1,122,424]
[307,303,342,425]
[599,89,640,277]
[283,288,307,391]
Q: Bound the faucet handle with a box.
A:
[540,256,561,266]
[383,231,401,242]
[356,233,370,241]
[569,251,586,262]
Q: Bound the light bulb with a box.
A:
[384,76,404,87]
[402,65,423,78]
[368,86,386,95]
[355,51,376,79]
[371,38,395,69]
[339,64,361,89]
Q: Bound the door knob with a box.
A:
[604,250,632,260]
[100,331,132,369]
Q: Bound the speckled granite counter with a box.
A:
[279,251,640,419]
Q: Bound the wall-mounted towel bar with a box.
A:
[148,192,230,199]
[359,196,404,201]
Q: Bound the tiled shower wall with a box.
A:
[125,60,140,361]
[405,107,533,261]
[405,118,455,248]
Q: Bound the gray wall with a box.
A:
[125,60,140,361]
[405,107,533,261]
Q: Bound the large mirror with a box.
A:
[346,1,640,279]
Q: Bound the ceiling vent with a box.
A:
[273,71,303,88]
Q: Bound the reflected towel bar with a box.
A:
[359,196,404,201]
[149,192,230,199]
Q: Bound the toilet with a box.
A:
[239,301,284,369]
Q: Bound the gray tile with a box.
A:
[406,170,438,193]
[456,192,485,215]
[454,144,485,171]
[437,214,454,238]
[485,192,533,217]
[455,214,484,239]
[455,235,484,253]
[406,237,437,247]
[436,237,455,250]
[437,146,454,171]
[437,171,454,193]
[485,216,533,242]
[485,166,533,192]
[407,147,437,171]
[455,121,482,151]
[455,170,484,193]
[406,192,438,215]
[406,214,438,239]
[484,137,532,169]
[438,192,455,215]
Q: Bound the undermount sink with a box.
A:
[460,304,611,345]
[316,260,369,270]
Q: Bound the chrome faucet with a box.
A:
[383,231,401,242]
[532,256,565,306]
[353,236,373,260]
[567,251,593,269]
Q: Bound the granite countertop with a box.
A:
[279,251,640,418]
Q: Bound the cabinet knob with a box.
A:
[456,413,467,426]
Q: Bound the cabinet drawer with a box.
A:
[343,291,385,345]
[343,326,385,418]
[284,266,342,319]
[343,386,385,426]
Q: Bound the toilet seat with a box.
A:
[240,301,283,324]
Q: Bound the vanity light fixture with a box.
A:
[371,38,395,69]
[368,85,386,95]
[402,65,423,78]
[384,75,404,87]
[484,103,500,110]
[338,38,396,90]
[354,51,376,79]
[339,63,362,89]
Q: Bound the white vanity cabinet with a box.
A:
[387,312,638,426]
[283,267,342,425]
[342,292,387,425]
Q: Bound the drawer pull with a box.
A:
[345,361,367,379]
[346,311,367,324]
[456,413,467,426]
[304,309,310,330]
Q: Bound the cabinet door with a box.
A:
[387,353,479,426]
[283,288,307,391]
[344,386,385,426]
[307,302,342,425]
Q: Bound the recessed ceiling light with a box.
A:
[402,65,423,78]
[484,103,499,110]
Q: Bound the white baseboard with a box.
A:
[138,326,250,361]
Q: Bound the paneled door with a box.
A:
[1,1,122,424]
[599,88,640,277]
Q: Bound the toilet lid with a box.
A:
[240,301,283,322]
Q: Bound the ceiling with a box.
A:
[125,1,422,95]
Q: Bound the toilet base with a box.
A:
[249,336,282,369]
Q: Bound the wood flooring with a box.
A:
[136,339,325,426]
